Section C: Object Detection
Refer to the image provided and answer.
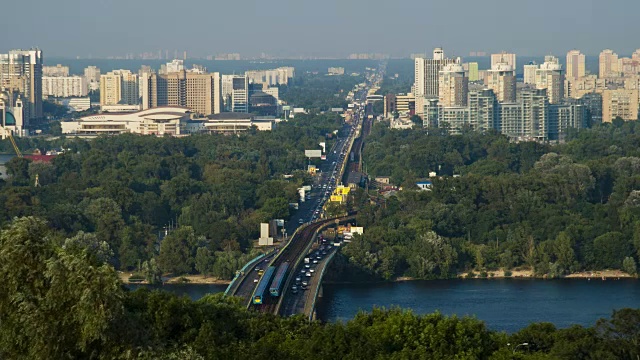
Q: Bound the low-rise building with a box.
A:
[187,112,276,135]
[61,106,190,137]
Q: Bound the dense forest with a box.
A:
[334,121,640,280]
[2,216,639,359]
[0,113,344,280]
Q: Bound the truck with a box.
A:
[304,257,310,264]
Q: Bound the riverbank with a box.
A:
[118,272,231,285]
[325,268,635,284]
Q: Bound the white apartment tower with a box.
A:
[491,52,517,71]
[523,62,538,85]
[485,63,516,103]
[414,48,459,98]
[84,66,101,92]
[535,56,564,104]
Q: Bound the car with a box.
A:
[295,277,301,282]
[313,259,318,264]
[310,269,315,273]
[305,264,311,269]
[317,256,322,260]
[253,278,259,283]
[302,281,309,286]
[306,272,312,277]
[291,285,298,291]
[301,269,306,274]
[298,218,304,224]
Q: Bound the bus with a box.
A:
[252,266,275,305]
[269,262,290,297]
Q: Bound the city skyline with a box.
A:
[1,0,639,58]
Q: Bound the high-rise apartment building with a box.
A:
[230,75,249,113]
[43,64,69,77]
[43,76,88,98]
[438,64,468,107]
[84,66,100,92]
[566,50,586,80]
[523,62,538,85]
[414,48,459,98]
[245,67,295,86]
[466,62,479,82]
[468,89,498,132]
[0,49,43,125]
[485,63,516,103]
[100,70,139,106]
[508,89,549,141]
[141,70,222,116]
[535,56,564,104]
[602,89,639,122]
[491,52,516,71]
[599,49,619,78]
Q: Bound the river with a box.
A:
[131,278,640,332]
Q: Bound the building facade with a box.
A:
[491,52,517,71]
[485,63,516,103]
[245,67,294,86]
[602,89,639,122]
[414,48,459,98]
[599,49,620,78]
[535,56,564,104]
[84,66,100,92]
[438,64,468,107]
[43,64,69,77]
[43,76,88,98]
[523,62,538,85]
[61,106,191,137]
[100,70,139,106]
[566,50,586,80]
[0,49,43,125]
[141,70,222,116]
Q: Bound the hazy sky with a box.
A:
[1,0,638,58]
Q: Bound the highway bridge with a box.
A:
[226,62,385,319]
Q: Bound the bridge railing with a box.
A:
[276,215,356,316]
[223,252,267,297]
[306,249,338,321]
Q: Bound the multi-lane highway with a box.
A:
[228,62,386,315]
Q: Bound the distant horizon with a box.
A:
[1,0,638,58]
[42,51,639,61]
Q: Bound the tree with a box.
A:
[553,232,576,274]
[158,226,198,275]
[5,157,30,184]
[0,217,124,359]
[28,161,56,186]
[195,247,215,277]
[622,257,637,276]
[63,230,114,265]
[85,197,125,256]
[592,232,632,269]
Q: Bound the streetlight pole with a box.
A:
[507,342,529,354]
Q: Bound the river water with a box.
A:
[131,278,640,332]
[316,279,640,332]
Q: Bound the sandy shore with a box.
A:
[458,268,634,279]
[118,272,231,285]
